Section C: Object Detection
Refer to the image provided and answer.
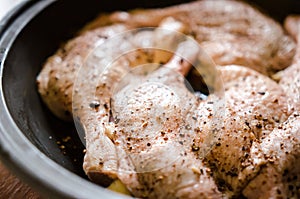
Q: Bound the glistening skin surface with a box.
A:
[72,23,224,198]
[34,0,300,197]
[37,0,296,122]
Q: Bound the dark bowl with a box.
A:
[0,0,299,198]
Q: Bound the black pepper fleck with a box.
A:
[192,144,200,152]
[104,103,108,109]
[89,101,100,109]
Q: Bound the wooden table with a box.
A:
[0,162,41,198]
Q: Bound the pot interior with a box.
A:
[2,0,199,179]
[1,0,300,185]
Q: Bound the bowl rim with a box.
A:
[0,1,130,198]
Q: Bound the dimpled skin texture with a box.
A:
[278,16,300,112]
[72,39,223,198]
[37,0,295,121]
[85,0,295,75]
[36,1,300,198]
[239,15,300,199]
[242,113,300,199]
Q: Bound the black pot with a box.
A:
[0,0,299,198]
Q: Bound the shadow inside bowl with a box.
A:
[1,0,299,197]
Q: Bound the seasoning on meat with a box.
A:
[35,1,300,198]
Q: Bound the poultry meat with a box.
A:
[37,0,295,121]
[35,1,300,198]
